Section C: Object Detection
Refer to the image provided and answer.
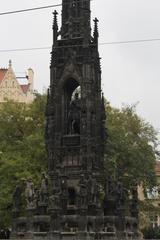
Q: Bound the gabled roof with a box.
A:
[20,84,29,94]
[0,69,7,83]
[0,66,29,94]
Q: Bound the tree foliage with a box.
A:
[142,226,160,239]
[0,93,47,227]
[105,102,159,190]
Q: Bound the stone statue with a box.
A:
[40,172,49,204]
[79,174,87,207]
[87,174,99,204]
[60,176,68,211]
[116,181,128,209]
[81,117,87,132]
[49,193,60,209]
[105,176,115,198]
[68,92,80,134]
[13,181,24,211]
[34,188,40,208]
[25,178,35,208]
[61,177,68,197]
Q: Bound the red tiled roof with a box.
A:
[0,69,7,83]
[20,84,29,94]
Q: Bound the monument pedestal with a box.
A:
[48,231,60,240]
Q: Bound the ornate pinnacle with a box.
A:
[93,18,99,43]
[9,59,12,68]
[52,10,58,45]
[53,10,58,30]
[101,92,106,121]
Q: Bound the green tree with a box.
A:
[105,102,159,190]
[0,93,47,227]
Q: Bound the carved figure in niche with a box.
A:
[64,222,70,232]
[49,192,60,209]
[34,188,40,208]
[81,109,87,133]
[103,222,115,233]
[93,182,101,206]
[116,181,128,208]
[61,177,68,197]
[40,172,49,204]
[68,20,73,39]
[70,0,77,19]
[60,176,68,211]
[78,174,87,207]
[25,178,35,208]
[87,174,99,204]
[13,180,25,211]
[87,222,93,232]
[105,176,115,198]
[68,92,80,134]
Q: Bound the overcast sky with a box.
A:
[0,0,160,134]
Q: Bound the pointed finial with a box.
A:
[94,17,99,24]
[52,10,58,45]
[101,92,106,120]
[53,10,58,30]
[102,92,104,104]
[47,88,50,100]
[9,59,12,68]
[93,18,99,42]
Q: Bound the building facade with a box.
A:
[145,162,160,229]
[0,60,34,104]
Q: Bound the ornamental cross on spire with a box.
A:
[93,17,99,40]
[53,10,58,17]
[94,17,99,24]
[53,10,58,28]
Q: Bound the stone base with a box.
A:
[11,230,142,240]
[11,214,142,240]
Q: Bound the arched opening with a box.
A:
[62,79,81,135]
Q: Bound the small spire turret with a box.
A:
[9,59,12,68]
[93,18,99,46]
[53,10,58,45]
[101,92,106,121]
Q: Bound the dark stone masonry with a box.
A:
[11,0,142,239]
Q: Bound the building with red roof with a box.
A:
[0,60,34,104]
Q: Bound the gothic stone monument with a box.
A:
[11,0,142,239]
